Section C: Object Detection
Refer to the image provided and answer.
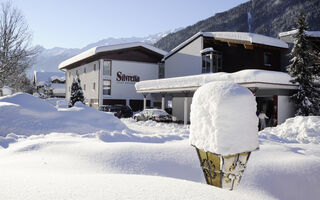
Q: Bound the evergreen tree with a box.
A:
[287,13,320,116]
[69,78,84,107]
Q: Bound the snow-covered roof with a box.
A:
[135,69,297,93]
[203,32,288,48]
[34,71,65,86]
[51,75,65,82]
[164,32,288,60]
[51,83,66,95]
[279,29,320,38]
[200,47,214,54]
[0,86,12,96]
[58,42,167,70]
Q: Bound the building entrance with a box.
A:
[129,99,150,112]
[256,96,278,128]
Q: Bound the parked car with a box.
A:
[99,104,133,118]
[133,109,172,122]
[164,108,172,115]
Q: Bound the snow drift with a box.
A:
[0,93,127,136]
[259,116,320,144]
[0,93,320,199]
[1,117,320,200]
[0,93,187,148]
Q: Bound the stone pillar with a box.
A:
[143,93,148,110]
[183,91,190,125]
[161,92,166,110]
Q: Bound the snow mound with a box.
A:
[0,93,127,137]
[190,82,259,155]
[45,97,68,108]
[259,116,320,144]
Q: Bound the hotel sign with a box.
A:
[116,71,140,84]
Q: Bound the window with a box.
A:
[103,79,111,95]
[213,52,223,72]
[93,82,96,90]
[83,84,86,91]
[90,99,98,104]
[84,67,86,73]
[202,54,211,73]
[158,62,165,78]
[94,64,96,71]
[264,53,272,66]
[201,50,222,73]
[103,60,111,76]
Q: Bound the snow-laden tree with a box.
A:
[0,1,37,92]
[36,82,53,99]
[69,78,84,107]
[287,13,320,116]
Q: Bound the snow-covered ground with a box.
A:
[0,93,320,199]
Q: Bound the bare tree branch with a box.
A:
[0,1,38,91]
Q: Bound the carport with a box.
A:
[135,70,298,125]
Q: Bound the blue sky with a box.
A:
[8,0,249,49]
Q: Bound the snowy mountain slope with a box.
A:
[30,28,182,74]
[155,0,320,51]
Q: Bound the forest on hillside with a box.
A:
[155,0,320,51]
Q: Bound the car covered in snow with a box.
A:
[99,104,133,118]
[133,109,172,122]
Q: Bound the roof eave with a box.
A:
[136,82,298,94]
[58,43,167,70]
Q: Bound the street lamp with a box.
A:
[195,147,251,190]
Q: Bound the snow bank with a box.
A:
[136,69,294,91]
[1,119,319,200]
[0,93,188,148]
[259,116,320,144]
[0,173,271,200]
[0,93,127,137]
[45,97,66,107]
[0,133,26,148]
[190,82,259,155]
[0,109,320,199]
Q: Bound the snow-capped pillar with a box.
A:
[210,53,213,73]
[143,93,148,110]
[189,82,259,190]
[161,92,166,110]
[183,91,190,125]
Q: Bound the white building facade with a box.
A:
[59,43,166,111]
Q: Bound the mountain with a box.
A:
[30,28,182,74]
[155,0,320,51]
